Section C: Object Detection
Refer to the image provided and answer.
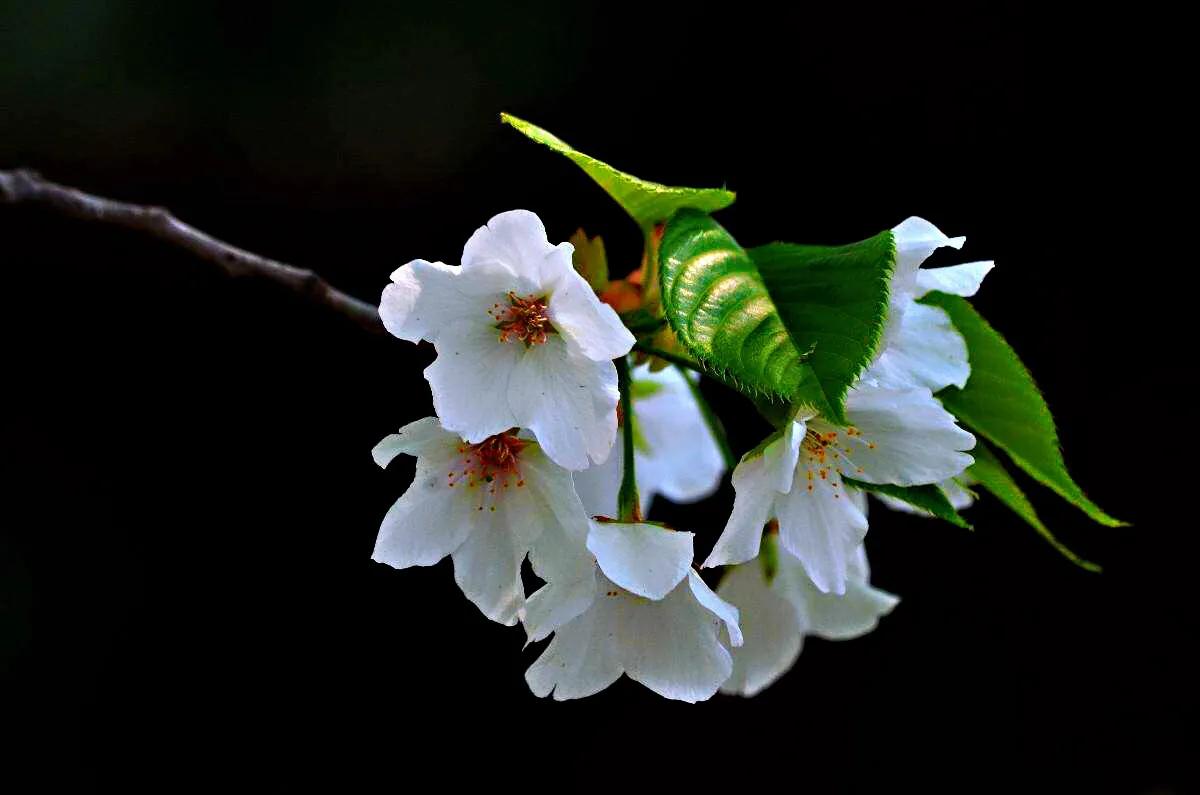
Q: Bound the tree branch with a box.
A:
[0,168,384,334]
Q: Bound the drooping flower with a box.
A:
[370,416,589,625]
[865,217,995,393]
[379,210,635,471]
[718,528,898,698]
[703,383,974,594]
[524,519,743,703]
[572,361,725,517]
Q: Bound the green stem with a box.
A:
[632,340,705,375]
[615,355,640,522]
[676,364,736,470]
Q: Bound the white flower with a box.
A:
[379,210,635,471]
[524,520,743,703]
[866,217,995,393]
[703,383,974,594]
[718,531,898,698]
[572,362,725,517]
[370,416,589,625]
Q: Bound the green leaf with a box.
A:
[922,292,1125,528]
[844,477,971,529]
[749,233,896,425]
[501,113,735,231]
[968,442,1101,572]
[657,210,836,418]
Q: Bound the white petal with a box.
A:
[805,577,899,640]
[425,319,523,443]
[548,271,635,361]
[765,420,806,494]
[523,568,598,644]
[775,477,869,595]
[526,581,624,701]
[380,259,513,343]
[372,459,478,569]
[499,469,562,552]
[450,516,526,626]
[839,385,975,486]
[527,523,594,595]
[703,452,778,568]
[882,217,965,352]
[586,520,693,600]
[846,544,872,581]
[942,478,976,510]
[507,335,619,471]
[631,364,726,506]
[915,260,994,298]
[461,209,565,290]
[718,562,804,697]
[892,216,966,269]
[571,440,624,518]
[866,303,970,392]
[687,570,742,647]
[616,574,733,703]
[527,571,736,703]
[371,417,456,467]
[448,463,567,626]
[522,445,596,585]
[773,543,897,640]
[848,486,869,516]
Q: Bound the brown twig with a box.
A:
[0,168,384,334]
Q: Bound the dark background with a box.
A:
[2,2,1192,791]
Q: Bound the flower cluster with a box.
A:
[372,209,990,701]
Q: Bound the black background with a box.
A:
[3,2,1192,791]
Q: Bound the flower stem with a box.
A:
[615,355,641,522]
[632,340,705,375]
[676,364,736,470]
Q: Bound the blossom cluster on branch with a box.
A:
[367,115,1120,702]
[374,208,979,701]
[0,119,1122,703]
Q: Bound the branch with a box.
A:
[0,168,384,334]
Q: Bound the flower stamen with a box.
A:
[446,431,528,512]
[799,426,866,492]
[490,292,554,346]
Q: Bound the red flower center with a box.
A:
[490,292,554,346]
[471,432,526,479]
[446,432,528,511]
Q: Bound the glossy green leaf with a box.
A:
[501,113,735,231]
[922,292,1124,528]
[657,210,835,418]
[749,233,895,424]
[967,442,1101,572]
[844,477,971,529]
